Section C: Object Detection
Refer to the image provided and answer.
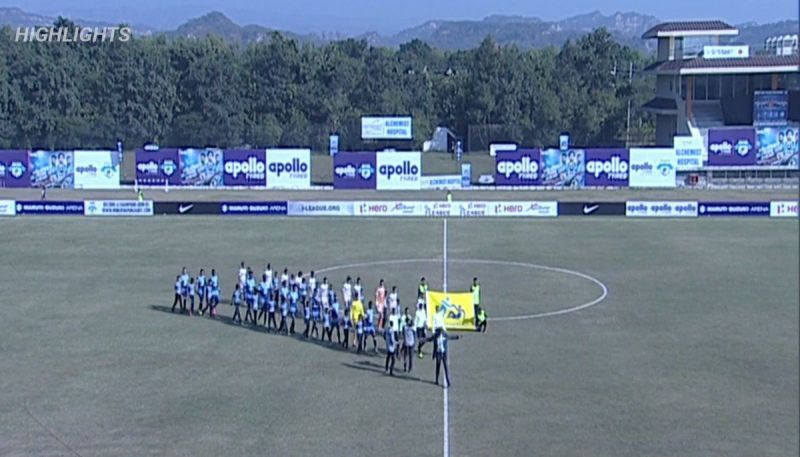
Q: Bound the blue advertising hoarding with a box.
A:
[0,150,31,188]
[15,200,84,215]
[29,151,74,188]
[495,149,541,186]
[756,126,799,168]
[219,201,288,215]
[461,163,471,188]
[584,149,629,187]
[179,148,223,186]
[540,149,585,187]
[698,202,770,217]
[707,128,757,166]
[135,148,181,185]
[754,90,789,127]
[333,152,377,189]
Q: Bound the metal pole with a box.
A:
[626,61,633,148]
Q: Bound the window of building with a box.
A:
[752,74,771,91]
[722,75,734,98]
[780,73,800,91]
[707,75,721,100]
[693,75,707,100]
[733,74,749,97]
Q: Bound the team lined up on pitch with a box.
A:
[170,263,488,386]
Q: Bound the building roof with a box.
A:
[642,97,678,113]
[642,21,738,39]
[644,54,800,75]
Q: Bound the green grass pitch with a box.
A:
[0,216,797,457]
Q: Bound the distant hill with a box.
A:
[0,6,53,27]
[0,6,795,51]
[731,20,799,50]
[0,6,157,35]
[165,11,320,45]
[368,11,661,50]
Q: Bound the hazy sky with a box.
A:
[4,0,798,34]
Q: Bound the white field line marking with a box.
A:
[442,218,449,457]
[315,258,608,322]
[443,218,448,294]
[443,383,450,457]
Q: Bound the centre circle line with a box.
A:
[314,258,608,321]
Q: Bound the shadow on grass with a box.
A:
[150,306,382,355]
[341,360,435,385]
[150,304,438,385]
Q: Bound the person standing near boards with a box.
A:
[471,277,481,330]
[476,307,487,333]
[186,278,196,316]
[384,320,397,376]
[375,279,387,329]
[208,269,220,318]
[171,275,183,312]
[238,262,247,290]
[197,269,207,314]
[414,299,428,358]
[342,307,352,349]
[428,329,460,387]
[402,317,416,372]
[231,284,243,325]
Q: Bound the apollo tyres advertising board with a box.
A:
[375,151,421,190]
[628,148,677,188]
[265,149,311,189]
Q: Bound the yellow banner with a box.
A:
[425,291,475,331]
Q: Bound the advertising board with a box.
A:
[495,149,541,186]
[135,148,180,185]
[84,200,153,216]
[73,151,120,189]
[0,150,31,188]
[0,199,15,216]
[29,150,74,188]
[628,148,677,188]
[375,152,421,190]
[489,201,558,217]
[625,201,699,217]
[333,152,377,189]
[584,149,629,187]
[707,128,756,166]
[558,202,626,216]
[266,149,311,189]
[420,175,462,190]
[540,149,585,187]
[179,148,223,186]
[673,136,705,170]
[287,201,355,216]
[756,127,799,167]
[754,90,789,127]
[423,202,459,217]
[769,201,799,218]
[219,202,288,215]
[698,202,770,217]
[355,201,424,217]
[14,201,84,215]
[153,202,219,215]
[223,150,267,186]
[361,116,413,140]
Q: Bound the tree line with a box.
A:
[0,18,655,151]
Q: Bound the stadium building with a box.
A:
[641,20,799,185]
